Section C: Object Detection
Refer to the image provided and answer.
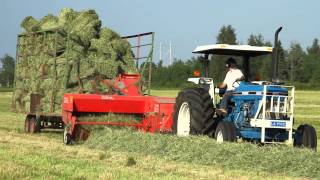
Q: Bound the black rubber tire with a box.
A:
[172,88,206,135]
[226,122,237,142]
[198,88,217,136]
[29,117,40,133]
[294,124,317,150]
[63,127,72,145]
[214,121,237,142]
[24,118,30,133]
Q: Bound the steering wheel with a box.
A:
[232,79,241,89]
[217,86,226,97]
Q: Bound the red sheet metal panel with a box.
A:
[62,93,175,136]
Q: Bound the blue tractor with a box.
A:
[172,27,317,150]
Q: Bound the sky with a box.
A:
[1,0,320,65]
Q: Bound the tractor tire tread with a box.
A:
[225,121,237,142]
[173,88,206,135]
[294,124,317,150]
[214,121,236,142]
[215,122,228,141]
[198,88,216,135]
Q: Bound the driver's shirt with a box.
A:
[223,68,244,91]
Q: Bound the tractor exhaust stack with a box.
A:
[272,27,282,82]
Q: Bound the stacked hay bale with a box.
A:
[12,8,137,114]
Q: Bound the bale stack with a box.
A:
[12,8,137,114]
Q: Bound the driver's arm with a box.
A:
[218,83,227,89]
[219,72,229,89]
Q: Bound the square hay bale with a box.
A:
[12,8,137,114]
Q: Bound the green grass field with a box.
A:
[0,90,319,179]
[0,87,13,92]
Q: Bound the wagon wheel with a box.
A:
[29,117,40,133]
[24,118,30,133]
[63,126,72,145]
[73,125,90,141]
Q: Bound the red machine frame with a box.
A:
[62,74,175,143]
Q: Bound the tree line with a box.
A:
[1,25,320,89]
[149,25,320,89]
[0,55,15,87]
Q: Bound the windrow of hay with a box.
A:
[77,114,140,131]
[86,127,320,179]
[12,8,137,114]
[71,114,140,142]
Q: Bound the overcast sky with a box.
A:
[1,0,320,65]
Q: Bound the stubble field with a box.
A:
[0,90,319,179]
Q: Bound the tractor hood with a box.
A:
[234,82,288,96]
[193,44,272,57]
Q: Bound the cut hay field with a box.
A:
[0,90,319,179]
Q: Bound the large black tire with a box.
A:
[29,117,40,133]
[198,88,217,136]
[172,88,206,135]
[63,127,72,145]
[24,118,30,133]
[214,121,237,142]
[294,124,317,150]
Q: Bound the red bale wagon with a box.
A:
[62,74,175,144]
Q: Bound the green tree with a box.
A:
[216,25,237,45]
[247,33,288,82]
[150,57,202,88]
[287,42,306,83]
[307,38,320,55]
[277,41,289,82]
[0,54,15,87]
[305,39,320,85]
[259,41,273,81]
[247,34,265,46]
[247,34,269,80]
[210,25,238,83]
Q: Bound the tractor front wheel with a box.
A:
[214,121,236,143]
[294,124,317,150]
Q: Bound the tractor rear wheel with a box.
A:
[294,124,317,150]
[214,121,237,143]
[198,88,217,136]
[172,88,206,136]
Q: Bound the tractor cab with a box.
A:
[192,43,273,82]
[189,43,276,107]
[189,27,284,102]
[172,27,317,150]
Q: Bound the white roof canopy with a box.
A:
[193,44,273,57]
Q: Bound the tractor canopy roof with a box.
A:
[193,44,273,57]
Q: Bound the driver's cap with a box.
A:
[225,57,237,67]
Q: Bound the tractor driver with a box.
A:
[216,58,244,116]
